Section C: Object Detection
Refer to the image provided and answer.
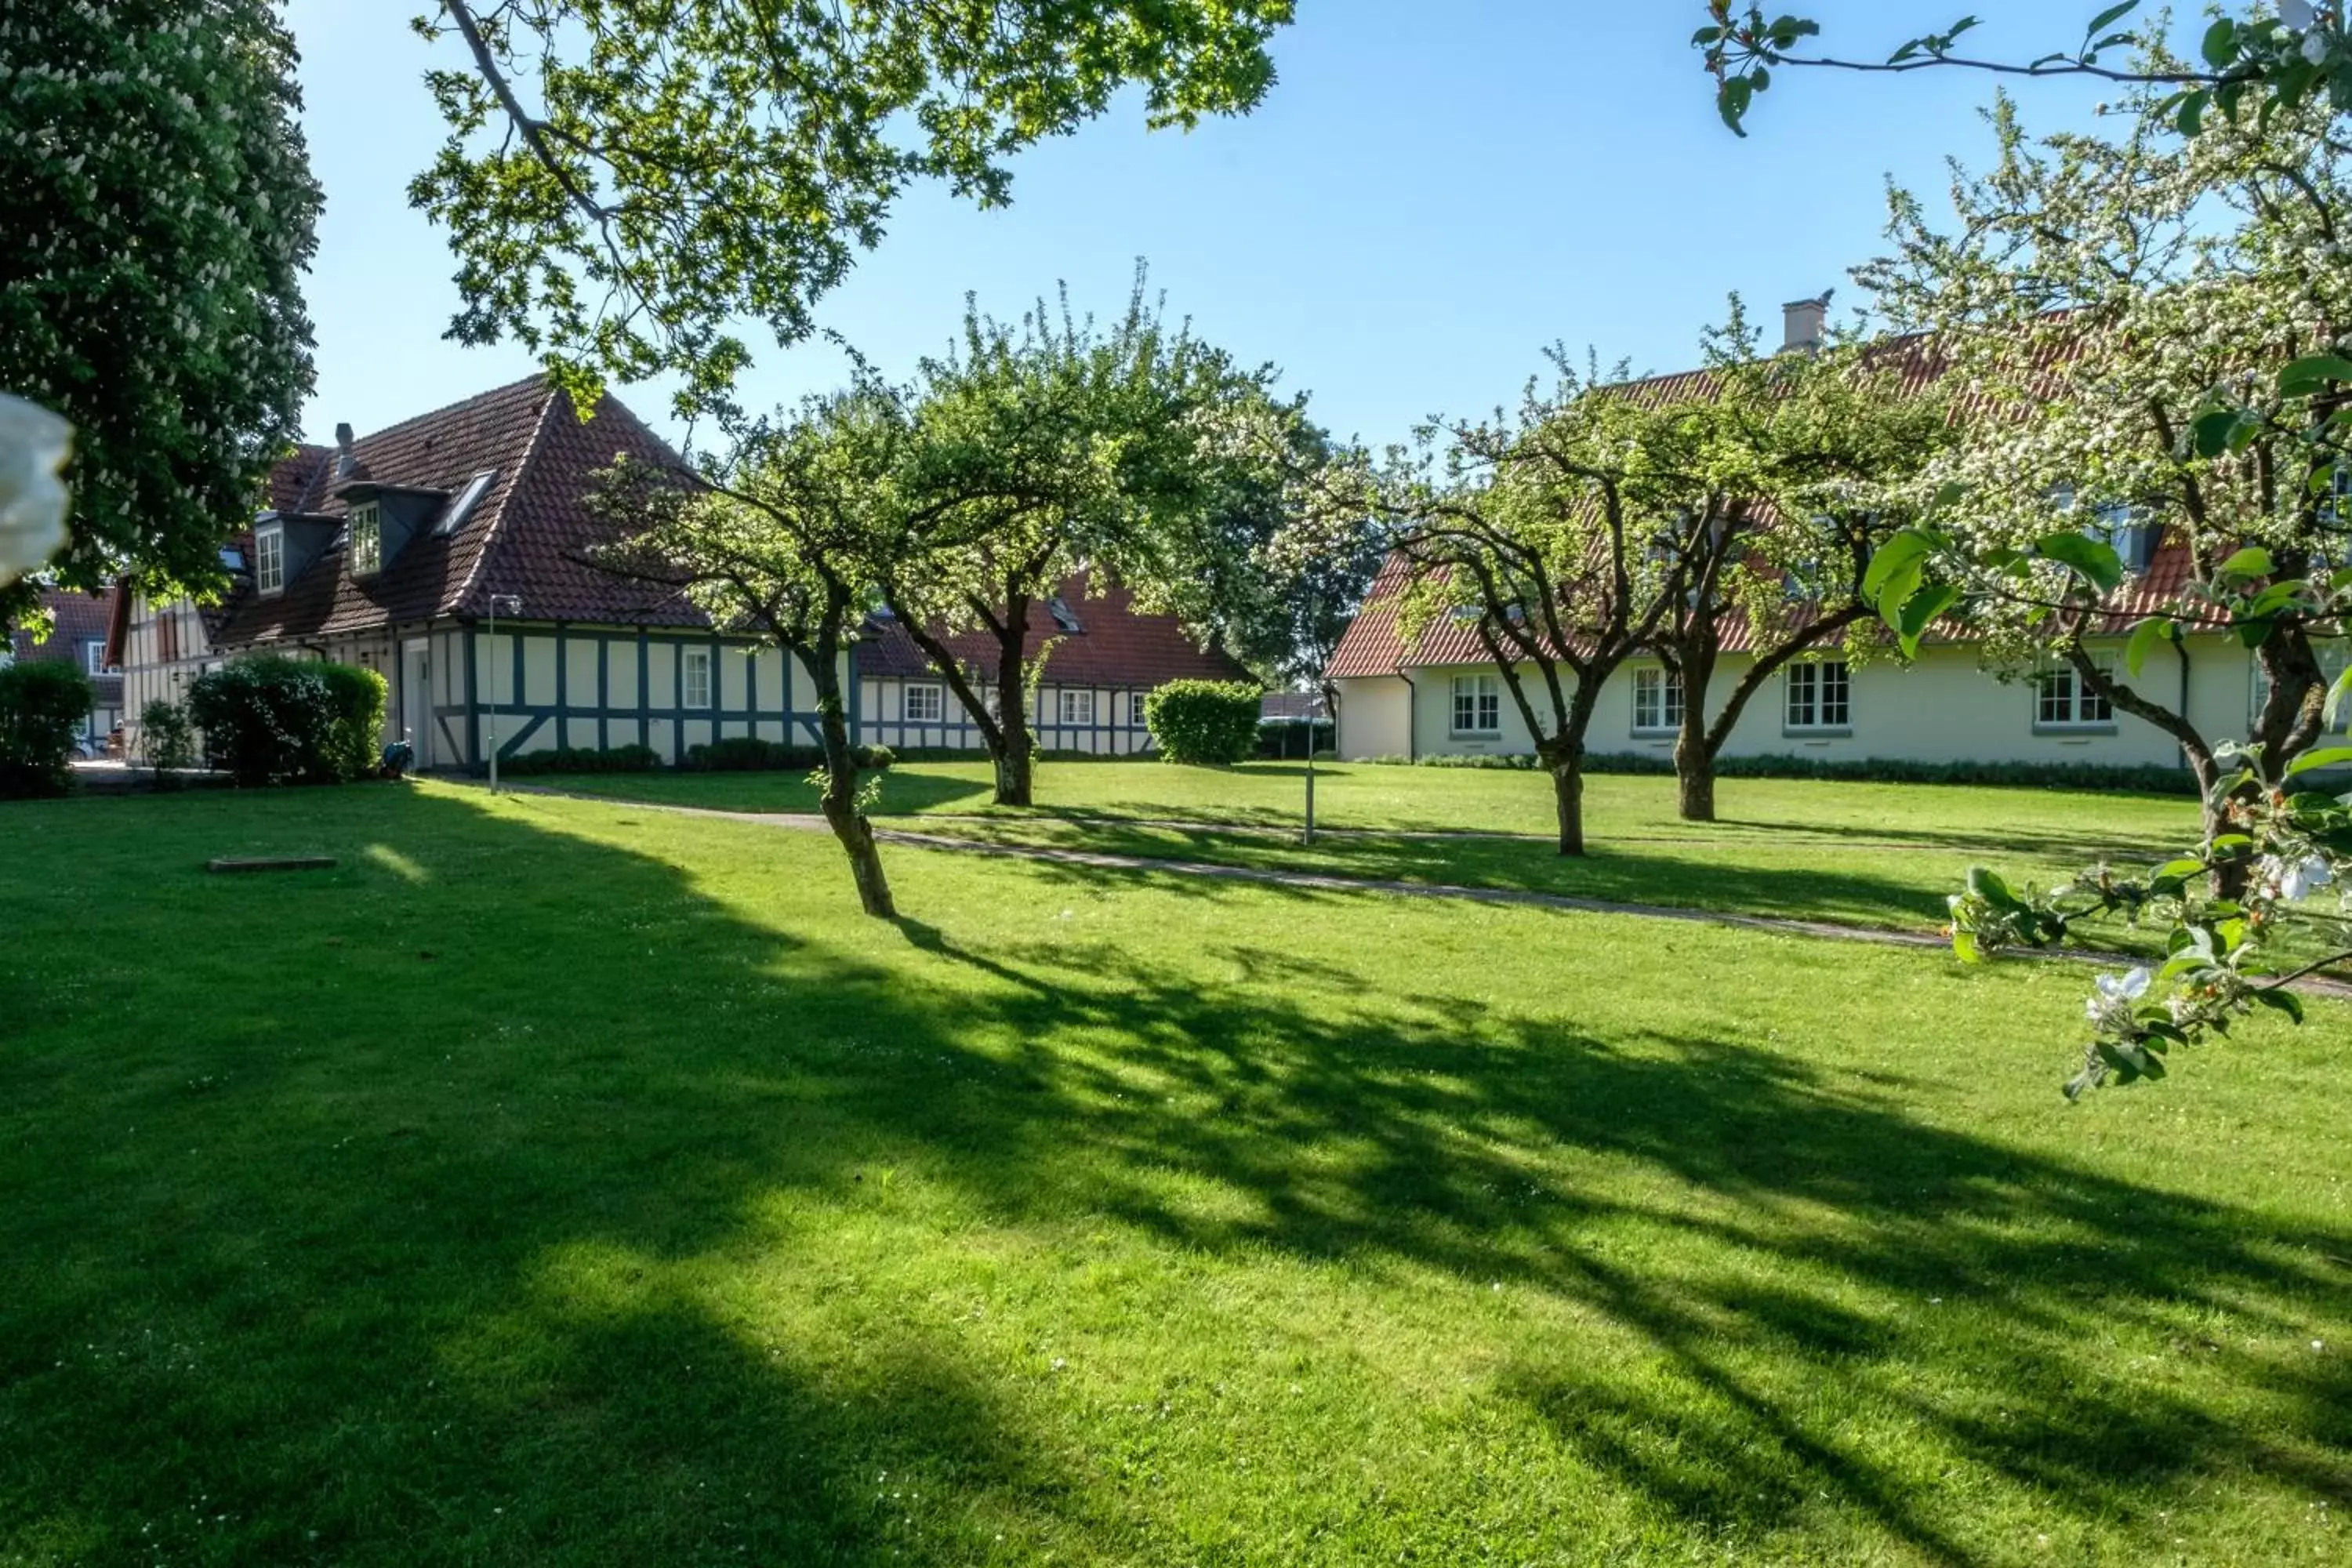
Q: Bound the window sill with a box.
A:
[1783,727,1853,739]
[1630,728,1679,741]
[2032,724,2118,737]
[1449,731,1501,742]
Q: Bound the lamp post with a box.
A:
[1303,692,1327,847]
[484,594,523,792]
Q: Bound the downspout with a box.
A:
[1396,664,1419,762]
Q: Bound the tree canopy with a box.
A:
[412,0,1296,419]
[0,0,321,626]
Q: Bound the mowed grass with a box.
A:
[550,760,2205,930]
[2,782,2347,1566]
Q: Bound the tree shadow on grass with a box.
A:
[2,786,2346,1565]
[912,820,1975,928]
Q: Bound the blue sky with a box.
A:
[283,2,2127,453]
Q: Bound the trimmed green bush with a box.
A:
[682,736,894,772]
[317,662,388,782]
[187,655,352,786]
[1359,750,2207,796]
[1145,681,1263,766]
[0,660,96,797]
[139,698,199,782]
[499,744,663,777]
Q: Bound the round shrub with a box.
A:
[316,662,388,781]
[0,659,95,797]
[188,654,343,786]
[1144,680,1263,766]
[139,697,199,781]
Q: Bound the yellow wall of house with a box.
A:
[1341,637,2267,772]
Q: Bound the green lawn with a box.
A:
[550,760,2205,931]
[4,782,2347,1565]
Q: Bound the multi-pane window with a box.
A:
[905,682,944,724]
[1451,673,1501,735]
[1632,666,1684,733]
[256,527,284,593]
[2035,662,2114,728]
[1058,688,1094,726]
[82,640,108,676]
[683,647,713,709]
[1787,661,1853,730]
[347,505,382,575]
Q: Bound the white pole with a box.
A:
[485,598,499,793]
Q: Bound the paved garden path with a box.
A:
[500,783,2352,999]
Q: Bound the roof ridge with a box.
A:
[445,379,564,619]
[319,372,551,453]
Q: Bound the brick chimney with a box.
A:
[1782,292,1833,354]
[334,421,358,480]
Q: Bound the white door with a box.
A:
[401,642,432,768]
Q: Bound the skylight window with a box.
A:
[437,470,497,535]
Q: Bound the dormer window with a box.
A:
[2088,502,2153,573]
[347,504,382,576]
[256,525,285,593]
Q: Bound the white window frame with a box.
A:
[347,504,382,575]
[682,647,713,710]
[904,681,945,724]
[1451,673,1501,736]
[2034,659,2116,731]
[256,525,285,593]
[1787,660,1853,733]
[1057,688,1095,727]
[83,640,108,676]
[1632,666,1683,735]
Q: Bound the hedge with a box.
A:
[318,662,388,782]
[188,656,337,785]
[0,660,95,797]
[1358,750,2211,796]
[498,744,663,777]
[682,736,895,773]
[1144,681,1263,765]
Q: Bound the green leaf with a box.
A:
[1967,865,2026,912]
[1951,929,1983,964]
[2154,856,2209,881]
[2287,746,2352,778]
[2176,89,2209,136]
[2279,354,2352,398]
[2085,2,2138,37]
[2218,546,2276,580]
[2251,988,2307,1025]
[1895,583,1962,658]
[2034,531,2125,591]
[2192,407,2245,458]
[1861,531,1935,599]
[2124,615,2176,677]
[2327,663,2352,729]
[2201,17,2239,70]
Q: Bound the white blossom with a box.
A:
[2086,965,2154,1024]
[0,392,71,586]
[2257,854,2335,902]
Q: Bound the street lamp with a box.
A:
[484,593,523,793]
[1303,691,1327,847]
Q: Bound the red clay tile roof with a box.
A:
[213,377,696,648]
[1329,535,2201,679]
[862,572,1253,688]
[9,588,122,705]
